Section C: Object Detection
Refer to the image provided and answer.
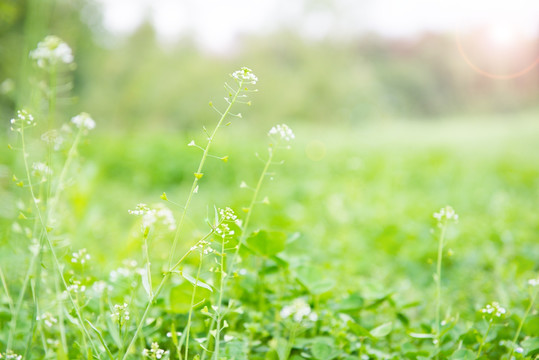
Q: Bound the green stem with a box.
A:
[121,230,214,360]
[476,320,492,359]
[508,288,538,359]
[213,240,227,359]
[17,123,99,356]
[202,147,274,360]
[435,218,447,353]
[184,252,204,360]
[167,80,244,270]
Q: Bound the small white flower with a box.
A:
[0,350,23,360]
[268,124,295,142]
[111,303,130,325]
[30,35,74,68]
[528,278,539,287]
[480,302,506,318]
[71,112,95,131]
[433,206,459,224]
[66,280,86,294]
[41,129,65,150]
[71,248,91,265]
[32,162,52,178]
[231,67,258,84]
[10,109,35,129]
[280,298,316,323]
[37,312,58,328]
[129,203,176,232]
[142,342,167,359]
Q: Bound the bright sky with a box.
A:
[94,0,539,52]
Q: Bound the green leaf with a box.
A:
[370,322,393,337]
[522,337,539,357]
[246,230,286,257]
[295,265,335,295]
[348,321,373,339]
[181,271,213,292]
[169,280,211,313]
[449,349,475,360]
[311,342,340,360]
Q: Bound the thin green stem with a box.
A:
[17,124,99,356]
[48,65,57,129]
[229,147,273,278]
[167,80,244,270]
[435,218,447,354]
[121,230,214,360]
[213,240,227,360]
[476,320,492,359]
[184,252,204,360]
[204,147,274,360]
[508,287,538,359]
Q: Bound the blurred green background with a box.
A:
[1,0,538,312]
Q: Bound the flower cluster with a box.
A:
[269,124,295,143]
[129,203,176,232]
[142,342,167,359]
[528,277,539,287]
[29,35,74,68]
[71,113,96,132]
[37,312,58,328]
[111,303,130,325]
[71,248,90,265]
[280,298,318,323]
[10,109,35,130]
[231,67,258,85]
[66,280,86,294]
[0,350,22,360]
[219,207,237,222]
[190,240,214,255]
[216,222,235,240]
[433,206,459,224]
[110,260,141,283]
[41,129,65,151]
[480,302,506,320]
[31,162,52,179]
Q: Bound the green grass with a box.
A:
[2,112,538,359]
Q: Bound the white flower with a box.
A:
[269,124,295,142]
[129,203,176,232]
[71,248,91,265]
[142,342,167,359]
[480,302,506,318]
[30,35,74,68]
[280,298,317,323]
[66,280,86,294]
[41,129,65,150]
[0,350,22,360]
[32,162,52,178]
[111,303,130,324]
[433,206,459,223]
[219,207,237,222]
[231,67,258,84]
[10,109,35,129]
[528,278,539,287]
[71,112,96,131]
[37,312,58,328]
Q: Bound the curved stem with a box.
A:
[16,124,99,356]
[167,80,244,269]
[476,320,492,359]
[203,147,274,360]
[435,218,447,354]
[184,252,204,360]
[508,287,538,359]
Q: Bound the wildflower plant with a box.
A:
[432,205,458,354]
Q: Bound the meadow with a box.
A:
[0,29,539,360]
